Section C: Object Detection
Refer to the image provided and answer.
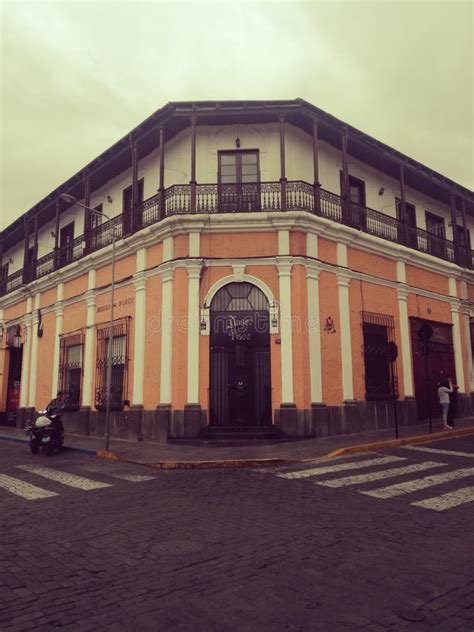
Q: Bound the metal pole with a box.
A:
[390,361,399,439]
[105,226,115,452]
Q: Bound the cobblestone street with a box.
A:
[1,438,474,631]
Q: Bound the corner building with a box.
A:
[1,99,473,441]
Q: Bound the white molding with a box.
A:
[136,247,147,273]
[306,232,318,259]
[450,302,466,392]
[51,284,64,399]
[189,231,200,257]
[81,287,96,408]
[278,230,290,256]
[448,277,457,298]
[132,273,147,406]
[336,242,348,267]
[279,266,294,403]
[159,268,173,404]
[19,319,31,409]
[187,266,201,404]
[396,261,406,284]
[398,290,414,397]
[306,267,322,403]
[28,293,41,408]
[232,264,246,282]
[337,273,353,400]
[163,236,174,262]
[462,310,474,391]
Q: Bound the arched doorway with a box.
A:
[209,282,272,427]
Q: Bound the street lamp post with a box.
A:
[59,193,115,451]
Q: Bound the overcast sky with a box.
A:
[1,1,472,230]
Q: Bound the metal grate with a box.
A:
[58,332,84,410]
[361,311,398,399]
[95,317,130,410]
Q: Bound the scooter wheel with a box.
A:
[30,440,40,455]
[43,444,54,456]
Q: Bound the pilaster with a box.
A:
[336,272,353,401]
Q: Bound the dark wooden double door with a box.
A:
[218,151,260,212]
[210,310,271,427]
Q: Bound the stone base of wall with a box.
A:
[276,397,420,438]
[8,394,473,442]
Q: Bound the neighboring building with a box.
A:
[0,98,473,441]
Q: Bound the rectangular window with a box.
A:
[395,198,417,248]
[218,151,260,212]
[95,318,130,410]
[339,172,366,230]
[362,311,397,400]
[425,211,447,259]
[59,222,75,266]
[58,333,84,410]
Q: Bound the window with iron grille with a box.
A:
[362,311,398,399]
[58,333,84,410]
[95,318,130,410]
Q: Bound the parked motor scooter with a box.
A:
[25,398,65,455]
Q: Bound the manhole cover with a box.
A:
[149,540,206,556]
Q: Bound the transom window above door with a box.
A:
[218,151,259,183]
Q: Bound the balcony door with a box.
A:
[396,198,417,248]
[340,173,366,230]
[59,222,74,267]
[425,211,446,259]
[218,151,260,212]
[123,178,144,233]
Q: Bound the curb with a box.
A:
[323,426,474,459]
[0,434,97,456]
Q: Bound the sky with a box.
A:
[1,1,473,230]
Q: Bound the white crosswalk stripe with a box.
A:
[0,473,58,500]
[81,466,156,483]
[402,445,474,459]
[361,467,474,499]
[315,461,447,488]
[411,486,474,511]
[276,456,406,479]
[17,465,112,490]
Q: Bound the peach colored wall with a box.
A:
[64,275,88,301]
[291,264,310,408]
[467,283,474,302]
[95,285,135,323]
[406,266,449,296]
[146,243,163,269]
[62,302,87,335]
[35,311,56,409]
[317,238,337,265]
[245,265,279,299]
[4,300,27,322]
[319,271,342,405]
[174,235,189,259]
[350,281,405,398]
[458,309,469,391]
[347,248,397,282]
[201,232,278,258]
[407,294,451,323]
[143,276,161,409]
[95,254,136,289]
[41,288,57,310]
[290,232,306,257]
[172,268,188,409]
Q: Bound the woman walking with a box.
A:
[437,379,453,430]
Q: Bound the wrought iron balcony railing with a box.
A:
[1,180,469,297]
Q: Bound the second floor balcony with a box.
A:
[1,180,472,297]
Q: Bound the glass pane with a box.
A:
[221,165,237,176]
[242,164,258,175]
[220,154,237,166]
[242,174,258,183]
[221,174,237,183]
[67,344,82,366]
[241,153,257,165]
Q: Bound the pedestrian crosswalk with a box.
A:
[270,453,474,513]
[0,464,157,501]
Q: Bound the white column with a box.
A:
[397,286,414,397]
[19,297,32,408]
[277,260,294,403]
[278,230,290,255]
[132,273,147,406]
[81,270,96,408]
[450,300,466,392]
[160,267,174,404]
[187,264,202,404]
[462,307,473,391]
[51,283,64,399]
[189,231,200,257]
[306,232,318,259]
[28,292,41,408]
[337,272,354,401]
[306,263,322,403]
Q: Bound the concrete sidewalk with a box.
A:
[2,417,474,468]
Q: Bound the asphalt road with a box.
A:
[1,436,474,631]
